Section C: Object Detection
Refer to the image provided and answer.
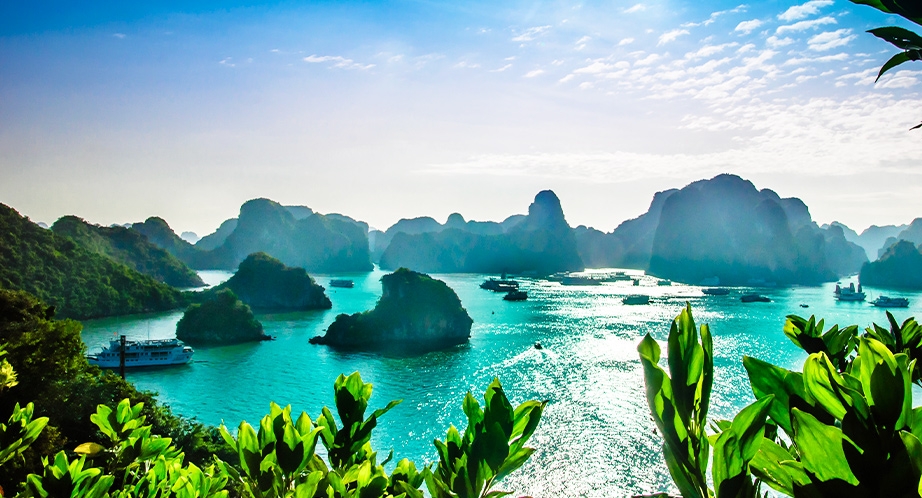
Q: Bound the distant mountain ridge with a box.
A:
[379,190,583,274]
[51,216,204,288]
[132,199,373,273]
[0,203,184,319]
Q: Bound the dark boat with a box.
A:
[702,288,730,296]
[534,342,543,350]
[330,279,354,288]
[503,290,528,301]
[741,294,771,303]
[481,278,520,292]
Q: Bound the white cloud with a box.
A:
[578,82,594,89]
[219,57,235,67]
[735,19,763,34]
[576,36,591,50]
[808,29,856,51]
[767,36,794,48]
[559,74,575,83]
[635,53,663,66]
[574,60,618,74]
[776,16,836,34]
[778,0,833,22]
[784,52,849,65]
[658,29,689,45]
[490,64,513,72]
[512,25,552,42]
[686,43,737,60]
[624,4,646,13]
[879,69,922,88]
[619,38,635,46]
[683,5,748,27]
[551,59,565,66]
[524,69,545,78]
[454,61,481,69]
[113,33,126,39]
[304,55,376,70]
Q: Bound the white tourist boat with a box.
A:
[835,283,866,302]
[88,338,194,368]
[870,295,910,308]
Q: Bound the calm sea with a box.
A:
[81,269,922,497]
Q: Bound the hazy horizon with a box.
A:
[3,0,922,236]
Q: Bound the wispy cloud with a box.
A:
[575,36,591,50]
[683,5,748,27]
[767,36,794,48]
[304,55,375,70]
[113,33,126,39]
[776,16,836,34]
[783,52,849,65]
[219,57,235,67]
[735,19,763,34]
[619,38,635,46]
[624,4,645,14]
[490,64,513,72]
[808,29,856,51]
[512,25,552,42]
[454,61,481,69]
[658,29,689,45]
[778,0,834,22]
[524,69,545,78]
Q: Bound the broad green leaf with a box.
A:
[791,409,859,485]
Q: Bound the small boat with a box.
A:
[741,294,771,303]
[88,338,194,369]
[602,272,634,282]
[800,304,809,308]
[534,342,543,350]
[623,295,650,305]
[835,283,866,302]
[503,290,528,301]
[330,279,354,288]
[561,276,602,286]
[481,278,519,292]
[657,279,672,286]
[702,288,730,296]
[871,296,909,308]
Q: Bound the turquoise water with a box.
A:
[81,270,922,497]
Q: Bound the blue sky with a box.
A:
[2,0,921,235]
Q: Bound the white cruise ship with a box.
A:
[88,338,194,368]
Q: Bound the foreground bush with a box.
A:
[639,305,922,497]
[4,369,543,498]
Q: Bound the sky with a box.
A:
[2,0,922,236]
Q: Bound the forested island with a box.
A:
[310,268,472,350]
[176,289,269,344]
[202,252,332,310]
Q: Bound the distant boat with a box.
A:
[481,278,519,292]
[561,276,602,286]
[88,338,194,369]
[330,279,354,288]
[835,283,866,302]
[800,304,809,308]
[871,296,909,308]
[657,279,672,286]
[741,294,771,303]
[601,272,634,282]
[503,290,528,301]
[534,342,543,350]
[623,295,650,305]
[702,288,730,296]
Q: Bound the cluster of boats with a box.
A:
[835,283,909,307]
[480,276,528,301]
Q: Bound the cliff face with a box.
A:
[860,240,922,289]
[647,174,843,285]
[822,224,869,276]
[212,252,331,310]
[379,191,583,274]
[311,268,471,350]
[176,289,268,345]
[193,198,373,272]
[575,188,677,269]
[52,216,204,288]
[131,217,203,268]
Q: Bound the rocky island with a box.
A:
[310,268,472,350]
[176,289,269,345]
[859,240,922,289]
[209,252,332,310]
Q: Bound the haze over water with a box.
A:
[81,269,922,497]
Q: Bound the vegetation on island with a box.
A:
[0,287,543,497]
[312,268,472,350]
[176,289,269,345]
[0,288,230,491]
[51,215,205,288]
[859,239,922,289]
[131,216,205,270]
[203,252,332,311]
[640,305,922,497]
[0,203,184,320]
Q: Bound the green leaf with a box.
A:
[791,409,859,485]
[876,51,914,81]
[750,437,807,496]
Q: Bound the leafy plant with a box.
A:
[642,306,922,497]
[849,0,922,128]
[427,378,545,498]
